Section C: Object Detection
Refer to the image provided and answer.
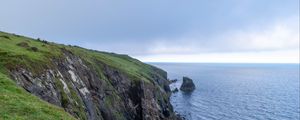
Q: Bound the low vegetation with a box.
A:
[0,31,164,82]
[0,31,167,119]
[0,73,75,120]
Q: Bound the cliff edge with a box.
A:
[0,31,178,120]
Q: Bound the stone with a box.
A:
[180,77,195,92]
[9,49,181,120]
[172,88,179,93]
[30,47,38,52]
[169,79,178,84]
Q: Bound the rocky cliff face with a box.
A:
[180,77,195,92]
[0,31,178,120]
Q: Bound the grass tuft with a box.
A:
[0,73,75,120]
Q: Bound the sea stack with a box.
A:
[180,77,196,92]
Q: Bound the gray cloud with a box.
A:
[0,0,299,56]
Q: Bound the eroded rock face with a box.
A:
[9,50,179,120]
[180,77,196,92]
[172,88,179,93]
[169,79,178,84]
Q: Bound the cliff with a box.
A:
[0,31,178,120]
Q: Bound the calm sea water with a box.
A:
[150,63,300,120]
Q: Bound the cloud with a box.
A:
[81,16,299,63]
[0,0,298,63]
[136,49,299,63]
[135,16,299,63]
[227,16,299,51]
[145,16,299,55]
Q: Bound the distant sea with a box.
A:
[150,63,300,120]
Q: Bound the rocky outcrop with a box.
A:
[0,31,182,120]
[180,77,195,92]
[172,88,179,93]
[8,50,178,120]
[169,79,178,84]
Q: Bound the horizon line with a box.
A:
[144,61,300,64]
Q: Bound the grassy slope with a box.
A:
[0,72,75,120]
[0,31,164,82]
[0,31,166,119]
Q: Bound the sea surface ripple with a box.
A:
[151,63,300,120]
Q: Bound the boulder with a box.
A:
[172,88,179,93]
[180,77,195,92]
[29,47,38,52]
[169,79,178,84]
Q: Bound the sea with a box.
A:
[150,63,300,120]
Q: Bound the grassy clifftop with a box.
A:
[0,31,165,82]
[0,31,168,119]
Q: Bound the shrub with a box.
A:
[42,40,49,44]
[37,38,49,44]
[12,33,22,37]
[30,47,39,52]
[0,35,10,40]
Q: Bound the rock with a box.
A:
[169,79,178,83]
[175,113,186,120]
[29,47,38,52]
[9,49,180,120]
[172,88,179,93]
[2,31,182,120]
[180,77,195,92]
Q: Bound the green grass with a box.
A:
[67,46,165,83]
[0,31,62,75]
[0,72,76,120]
[0,31,167,119]
[0,31,165,83]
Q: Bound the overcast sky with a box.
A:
[0,0,299,63]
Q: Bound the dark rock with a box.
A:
[9,49,181,120]
[175,113,186,120]
[169,79,178,83]
[29,47,38,52]
[180,77,195,92]
[2,31,183,119]
[172,88,179,93]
